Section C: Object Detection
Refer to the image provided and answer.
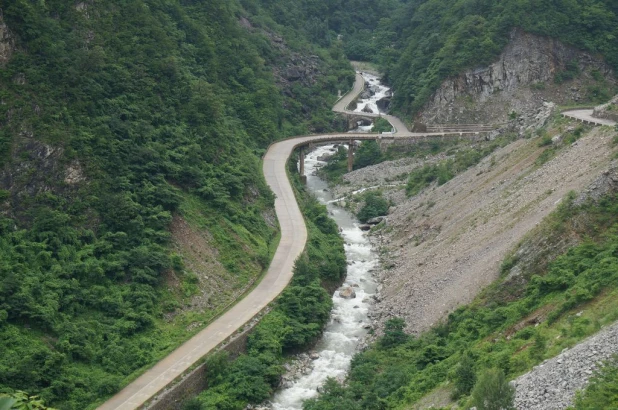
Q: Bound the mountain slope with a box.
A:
[0,1,352,408]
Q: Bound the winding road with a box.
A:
[98,70,617,409]
[97,71,414,410]
[334,73,411,134]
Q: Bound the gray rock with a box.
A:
[367,216,385,225]
[339,287,357,299]
[377,97,391,112]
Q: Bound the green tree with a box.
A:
[380,317,409,348]
[182,398,203,410]
[354,140,382,169]
[453,353,477,398]
[469,368,515,410]
[357,192,389,223]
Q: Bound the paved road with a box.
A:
[98,71,413,410]
[562,109,616,126]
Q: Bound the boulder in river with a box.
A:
[359,224,372,231]
[377,96,391,111]
[367,216,385,225]
[362,104,374,114]
[360,89,373,99]
[339,287,357,299]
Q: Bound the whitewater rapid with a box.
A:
[268,144,379,410]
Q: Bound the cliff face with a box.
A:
[420,29,615,125]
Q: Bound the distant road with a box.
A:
[562,109,616,126]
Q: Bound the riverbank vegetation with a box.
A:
[305,186,618,409]
[190,160,346,409]
[0,1,352,408]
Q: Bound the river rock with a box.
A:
[339,287,357,299]
[309,352,320,360]
[360,89,373,99]
[377,96,391,111]
[362,104,374,114]
[359,224,371,231]
[367,216,385,225]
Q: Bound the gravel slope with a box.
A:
[351,127,617,335]
[514,321,618,409]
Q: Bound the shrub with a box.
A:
[469,368,515,410]
[357,192,389,223]
[453,353,477,398]
[380,317,409,348]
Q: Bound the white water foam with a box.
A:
[349,72,391,133]
[269,145,378,410]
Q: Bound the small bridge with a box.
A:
[295,131,489,179]
[347,113,380,130]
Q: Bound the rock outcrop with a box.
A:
[592,94,618,122]
[376,96,391,112]
[0,16,15,66]
[420,29,615,125]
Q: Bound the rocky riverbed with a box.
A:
[268,145,379,410]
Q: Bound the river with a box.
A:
[268,73,390,410]
[349,72,391,132]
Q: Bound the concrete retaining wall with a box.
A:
[144,319,259,410]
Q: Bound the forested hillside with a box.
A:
[0,0,352,408]
[362,0,618,114]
